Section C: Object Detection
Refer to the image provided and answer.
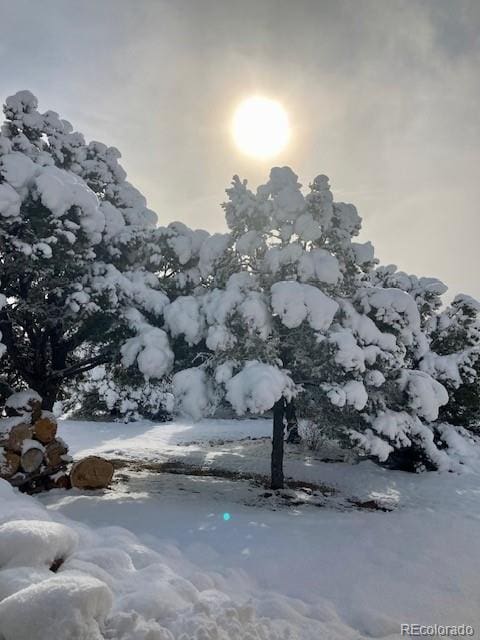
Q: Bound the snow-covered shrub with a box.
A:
[297,418,357,463]
[298,419,324,451]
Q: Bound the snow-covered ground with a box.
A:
[2,417,480,639]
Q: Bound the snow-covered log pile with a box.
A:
[0,391,115,492]
[0,391,70,493]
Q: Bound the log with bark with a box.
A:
[70,456,114,490]
[0,450,20,478]
[20,445,44,474]
[33,413,57,444]
[1,421,34,453]
[45,439,69,468]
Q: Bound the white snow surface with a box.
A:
[271,281,338,331]
[5,389,41,412]
[297,248,341,285]
[35,166,105,244]
[0,184,21,218]
[2,417,480,638]
[121,312,173,381]
[398,369,449,422]
[172,368,216,421]
[324,380,368,410]
[225,362,295,414]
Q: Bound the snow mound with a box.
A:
[35,166,105,244]
[164,295,205,345]
[324,380,368,410]
[5,389,41,413]
[0,566,52,602]
[0,520,78,569]
[297,248,341,284]
[0,573,112,640]
[0,479,350,639]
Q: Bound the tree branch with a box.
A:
[49,351,115,381]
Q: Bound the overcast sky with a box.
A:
[1,0,479,299]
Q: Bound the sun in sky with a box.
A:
[232,96,290,159]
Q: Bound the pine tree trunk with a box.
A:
[271,398,285,490]
[31,380,59,411]
[285,399,301,444]
[42,393,57,412]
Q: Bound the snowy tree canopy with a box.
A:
[0,90,174,408]
[2,90,479,473]
[157,166,480,472]
[0,91,239,414]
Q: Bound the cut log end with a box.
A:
[0,451,21,478]
[45,439,68,468]
[70,456,114,490]
[5,423,34,454]
[21,447,44,474]
[33,415,57,444]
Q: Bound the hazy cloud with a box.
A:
[1,0,479,298]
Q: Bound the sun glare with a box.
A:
[232,96,290,159]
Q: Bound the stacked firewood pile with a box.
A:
[0,390,114,493]
[0,390,70,492]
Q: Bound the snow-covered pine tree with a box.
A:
[0,90,171,408]
[163,168,388,487]
[163,167,477,480]
[370,264,448,329]
[218,167,371,487]
[71,222,233,421]
[365,265,480,467]
[423,294,480,431]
